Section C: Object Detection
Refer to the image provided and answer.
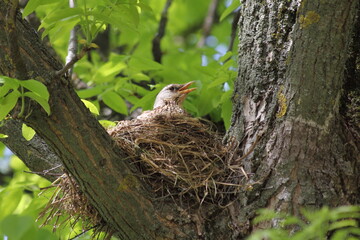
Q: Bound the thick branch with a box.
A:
[0,119,62,182]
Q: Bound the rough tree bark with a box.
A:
[0,0,359,240]
[221,0,360,238]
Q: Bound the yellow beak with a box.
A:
[178,81,196,95]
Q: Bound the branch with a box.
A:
[227,8,241,52]
[152,0,173,63]
[5,0,28,80]
[197,0,219,48]
[65,0,78,77]
[55,47,88,77]
[0,119,63,182]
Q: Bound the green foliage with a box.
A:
[248,206,360,240]
[81,99,100,115]
[0,156,53,240]
[21,123,36,141]
[0,76,51,121]
[220,0,240,22]
[22,0,237,129]
[0,156,95,240]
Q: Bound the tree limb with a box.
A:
[0,119,63,182]
[152,0,173,63]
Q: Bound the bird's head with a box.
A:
[153,81,196,109]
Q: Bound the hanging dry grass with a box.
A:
[37,173,114,239]
[108,114,250,206]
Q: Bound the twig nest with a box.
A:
[108,108,247,205]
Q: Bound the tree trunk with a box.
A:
[222,0,360,237]
[0,0,359,239]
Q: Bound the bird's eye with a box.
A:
[169,86,175,91]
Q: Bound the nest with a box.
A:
[38,108,251,237]
[108,113,249,206]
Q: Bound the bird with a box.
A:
[137,81,196,120]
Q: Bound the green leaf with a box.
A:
[221,97,232,130]
[22,123,36,141]
[219,51,233,62]
[0,76,19,89]
[77,86,105,99]
[131,72,150,81]
[331,227,360,240]
[207,75,229,88]
[0,84,11,98]
[102,91,128,115]
[0,187,24,220]
[0,134,8,138]
[329,219,358,231]
[91,61,127,83]
[81,99,100,116]
[130,88,160,112]
[129,56,164,71]
[220,0,240,22]
[0,90,20,121]
[23,0,41,16]
[23,0,61,17]
[42,8,82,25]
[99,120,116,129]
[19,80,50,101]
[0,215,33,240]
[23,92,51,116]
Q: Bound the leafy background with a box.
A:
[21,0,238,130]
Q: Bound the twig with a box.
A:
[6,0,28,80]
[55,47,89,77]
[197,0,219,48]
[65,0,78,77]
[236,135,262,162]
[227,8,241,52]
[24,164,63,176]
[152,0,173,63]
[24,170,62,177]
[68,224,100,240]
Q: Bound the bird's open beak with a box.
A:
[178,81,196,95]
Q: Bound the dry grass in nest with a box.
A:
[38,173,113,239]
[108,114,250,206]
[37,111,251,237]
